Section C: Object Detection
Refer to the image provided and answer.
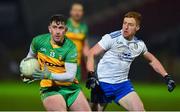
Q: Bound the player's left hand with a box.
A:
[20,74,35,84]
[163,75,176,92]
[86,72,99,89]
[32,66,52,80]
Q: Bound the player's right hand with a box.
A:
[163,75,176,92]
[20,74,35,84]
[32,66,52,80]
[86,72,99,89]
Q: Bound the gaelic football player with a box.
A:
[22,14,91,111]
[86,11,176,111]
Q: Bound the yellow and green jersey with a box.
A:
[66,18,88,65]
[31,33,78,87]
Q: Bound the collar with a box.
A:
[120,30,137,43]
[50,37,65,48]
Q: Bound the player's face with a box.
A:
[70,4,84,22]
[48,21,67,43]
[122,17,140,39]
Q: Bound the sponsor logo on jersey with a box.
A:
[59,55,62,60]
[40,48,46,52]
[128,42,138,50]
[116,40,124,45]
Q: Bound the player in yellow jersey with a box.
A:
[21,14,91,111]
[66,1,89,80]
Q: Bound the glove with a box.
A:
[32,66,52,80]
[163,75,176,92]
[86,71,99,89]
[20,74,35,84]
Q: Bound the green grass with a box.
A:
[0,81,179,111]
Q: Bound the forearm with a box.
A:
[144,52,175,92]
[150,58,176,92]
[51,72,75,82]
[87,53,95,72]
[87,43,105,72]
[149,58,167,77]
[83,40,90,57]
[51,62,77,82]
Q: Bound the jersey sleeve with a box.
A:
[31,37,38,54]
[65,45,78,63]
[98,34,113,50]
[141,41,148,55]
[26,46,36,58]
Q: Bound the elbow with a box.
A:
[68,74,76,82]
[149,60,154,67]
[83,47,89,57]
[66,72,76,82]
[88,49,95,58]
[149,60,158,71]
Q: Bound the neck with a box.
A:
[124,35,134,41]
[51,36,64,46]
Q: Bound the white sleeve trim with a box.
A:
[143,51,148,55]
[98,42,106,50]
[141,41,148,55]
[98,34,112,50]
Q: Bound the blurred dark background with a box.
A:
[0,0,180,82]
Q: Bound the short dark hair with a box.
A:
[124,11,142,25]
[49,14,67,25]
[71,1,84,9]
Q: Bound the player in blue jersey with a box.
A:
[86,11,176,111]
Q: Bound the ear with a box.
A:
[65,27,68,32]
[48,26,51,33]
[136,25,140,31]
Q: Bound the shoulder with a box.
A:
[134,37,145,43]
[31,33,50,47]
[109,30,122,38]
[82,22,88,29]
[64,36,76,48]
[33,33,50,41]
[101,30,121,41]
[66,18,72,26]
[80,21,88,32]
[31,33,50,51]
[134,37,147,47]
[80,20,88,27]
[64,37,77,57]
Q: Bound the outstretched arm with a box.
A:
[143,52,176,92]
[86,43,105,89]
[87,34,112,72]
[82,40,90,57]
[86,34,112,89]
[87,43,105,72]
[143,52,167,77]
